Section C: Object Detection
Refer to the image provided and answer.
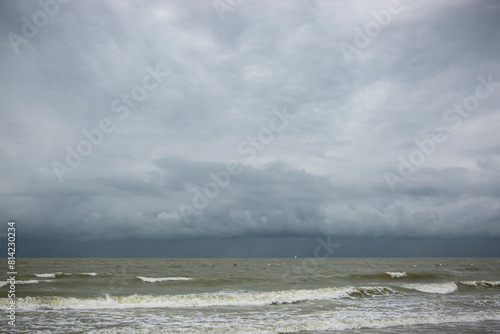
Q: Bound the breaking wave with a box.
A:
[34,272,72,278]
[348,271,442,280]
[385,271,407,278]
[136,276,194,283]
[402,282,458,294]
[84,313,500,334]
[460,280,500,288]
[1,286,399,310]
[0,279,54,287]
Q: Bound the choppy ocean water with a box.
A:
[1,257,499,333]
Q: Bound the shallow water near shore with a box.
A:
[1,257,499,333]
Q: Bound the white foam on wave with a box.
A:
[17,280,42,285]
[355,286,396,295]
[2,279,55,286]
[5,286,364,310]
[137,276,193,282]
[81,272,97,276]
[81,310,500,334]
[34,272,71,278]
[460,280,500,287]
[403,282,457,294]
[297,312,500,333]
[35,273,55,278]
[385,272,407,278]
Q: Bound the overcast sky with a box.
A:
[1,0,500,257]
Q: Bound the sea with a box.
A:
[1,257,499,333]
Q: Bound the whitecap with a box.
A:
[136,276,194,283]
[402,282,457,294]
[35,272,71,278]
[460,280,500,287]
[15,279,54,285]
[5,286,358,310]
[35,273,56,278]
[385,272,407,278]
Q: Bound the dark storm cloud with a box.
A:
[1,0,500,256]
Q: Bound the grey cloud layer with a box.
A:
[1,0,499,244]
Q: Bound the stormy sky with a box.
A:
[1,0,500,257]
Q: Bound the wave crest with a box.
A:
[460,280,500,288]
[136,276,193,283]
[34,272,71,278]
[402,282,457,294]
[385,272,407,278]
[0,286,399,310]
